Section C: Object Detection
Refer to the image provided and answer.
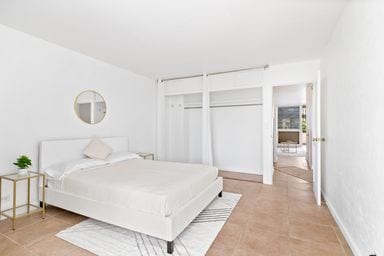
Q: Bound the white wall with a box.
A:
[0,24,156,209]
[163,60,320,97]
[273,84,307,107]
[265,60,319,86]
[321,1,384,255]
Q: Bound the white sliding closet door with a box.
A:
[160,69,264,172]
[210,88,263,174]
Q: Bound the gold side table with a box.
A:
[0,171,46,230]
[137,152,155,160]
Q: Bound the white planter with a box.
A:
[18,168,29,175]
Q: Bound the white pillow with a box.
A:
[45,158,108,180]
[83,138,112,160]
[107,151,141,164]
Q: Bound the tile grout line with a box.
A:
[287,194,344,249]
[285,160,345,256]
[230,220,248,256]
[1,212,75,252]
[0,229,39,256]
[24,214,81,250]
[1,213,52,236]
[287,190,293,256]
[221,176,263,184]
[230,196,256,256]
[0,208,66,247]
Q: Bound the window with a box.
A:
[278,106,300,129]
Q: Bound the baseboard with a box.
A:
[322,192,361,256]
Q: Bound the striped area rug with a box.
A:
[56,192,241,256]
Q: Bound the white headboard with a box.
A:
[39,137,129,172]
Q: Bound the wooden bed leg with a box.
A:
[218,191,223,197]
[167,241,174,254]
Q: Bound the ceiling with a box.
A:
[0,0,347,79]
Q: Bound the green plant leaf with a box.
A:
[14,155,32,169]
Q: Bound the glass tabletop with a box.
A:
[1,171,43,181]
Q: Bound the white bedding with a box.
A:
[61,159,218,217]
[47,178,63,190]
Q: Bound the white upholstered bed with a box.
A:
[38,137,223,254]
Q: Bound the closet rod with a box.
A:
[184,103,263,109]
[161,65,269,82]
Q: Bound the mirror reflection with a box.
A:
[74,90,106,124]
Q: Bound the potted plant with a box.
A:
[13,155,32,175]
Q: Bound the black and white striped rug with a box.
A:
[56,192,241,256]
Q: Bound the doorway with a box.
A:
[273,84,313,182]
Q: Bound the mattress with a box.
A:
[61,159,218,217]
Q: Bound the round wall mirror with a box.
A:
[74,90,107,124]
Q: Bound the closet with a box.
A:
[159,69,264,175]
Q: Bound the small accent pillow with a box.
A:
[83,138,112,160]
[107,151,141,164]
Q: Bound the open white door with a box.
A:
[312,71,322,205]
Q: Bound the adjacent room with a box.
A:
[273,84,313,182]
[0,0,383,255]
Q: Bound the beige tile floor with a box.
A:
[0,169,353,256]
[219,170,263,183]
[206,172,353,256]
[274,155,313,182]
[275,156,310,170]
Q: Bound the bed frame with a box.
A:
[38,137,223,254]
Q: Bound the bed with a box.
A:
[38,137,223,254]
